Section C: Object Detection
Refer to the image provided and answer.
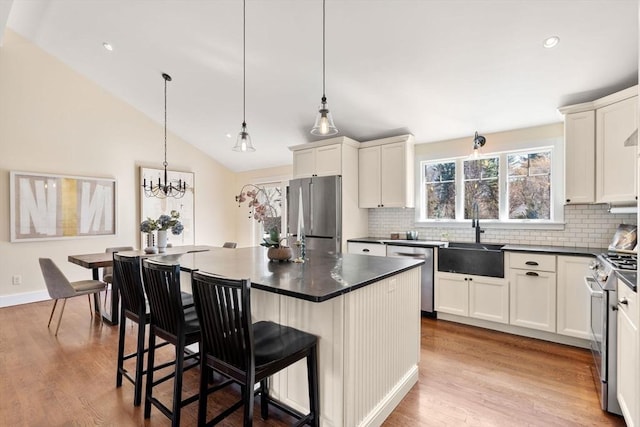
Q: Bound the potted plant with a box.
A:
[140,210,184,253]
[260,227,292,261]
[236,184,291,261]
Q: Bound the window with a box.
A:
[424,161,456,219]
[463,157,499,219]
[507,151,551,219]
[420,148,555,224]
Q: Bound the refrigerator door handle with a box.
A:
[309,180,314,235]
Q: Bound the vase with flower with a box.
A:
[236,184,291,261]
[140,210,184,254]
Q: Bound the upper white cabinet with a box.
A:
[559,85,638,205]
[563,111,595,204]
[556,255,592,340]
[292,143,342,178]
[596,95,638,203]
[358,135,415,208]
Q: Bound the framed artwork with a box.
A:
[10,171,116,242]
[140,167,195,246]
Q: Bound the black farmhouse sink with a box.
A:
[437,242,505,278]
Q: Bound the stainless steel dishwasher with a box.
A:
[386,244,435,317]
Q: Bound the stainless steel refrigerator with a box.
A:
[288,175,342,254]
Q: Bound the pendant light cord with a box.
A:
[243,0,246,124]
[322,0,326,99]
[163,74,168,167]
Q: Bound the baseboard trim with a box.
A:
[361,365,419,427]
[438,313,590,349]
[0,290,50,308]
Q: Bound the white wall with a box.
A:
[0,30,238,304]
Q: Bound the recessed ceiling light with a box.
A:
[225,133,232,138]
[543,36,559,49]
[102,42,113,51]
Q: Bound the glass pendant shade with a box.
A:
[233,122,255,152]
[311,98,338,136]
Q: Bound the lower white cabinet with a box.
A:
[509,268,556,332]
[469,276,509,324]
[617,279,638,427]
[436,272,508,323]
[556,256,592,339]
[347,242,386,257]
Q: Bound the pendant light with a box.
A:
[233,0,256,152]
[310,0,338,136]
[142,73,187,199]
[470,131,486,159]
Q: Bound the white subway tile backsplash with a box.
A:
[367,204,636,248]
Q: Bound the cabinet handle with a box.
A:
[566,199,571,203]
[526,271,539,277]
[619,298,629,306]
[525,261,539,266]
[362,249,370,253]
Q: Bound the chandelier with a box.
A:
[142,73,187,199]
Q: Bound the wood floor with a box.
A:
[0,297,626,426]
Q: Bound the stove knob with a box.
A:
[588,261,599,270]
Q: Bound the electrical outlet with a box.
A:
[12,275,22,285]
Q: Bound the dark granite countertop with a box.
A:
[348,237,607,257]
[616,270,637,292]
[500,244,607,258]
[348,237,448,248]
[150,246,424,303]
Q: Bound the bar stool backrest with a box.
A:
[141,260,186,341]
[112,254,146,319]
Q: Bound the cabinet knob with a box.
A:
[526,271,539,277]
[566,199,571,203]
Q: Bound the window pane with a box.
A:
[424,161,455,219]
[508,175,550,219]
[464,180,499,219]
[463,158,499,219]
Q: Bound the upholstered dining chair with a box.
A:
[39,258,107,336]
[102,246,134,310]
[191,271,320,426]
[222,241,237,248]
[141,259,201,427]
[113,253,195,406]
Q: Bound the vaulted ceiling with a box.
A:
[2,0,638,172]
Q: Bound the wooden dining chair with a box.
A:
[102,246,134,310]
[39,258,106,336]
[141,259,200,427]
[191,271,320,426]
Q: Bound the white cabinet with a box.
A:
[559,85,638,205]
[292,144,341,178]
[563,111,595,204]
[596,95,638,203]
[509,253,556,332]
[556,256,592,339]
[468,276,509,324]
[435,272,508,323]
[617,279,639,427]
[435,272,468,316]
[358,135,414,208]
[347,242,387,257]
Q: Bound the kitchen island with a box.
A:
[165,247,423,427]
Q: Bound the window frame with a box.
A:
[417,145,563,229]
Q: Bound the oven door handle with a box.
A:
[584,276,603,298]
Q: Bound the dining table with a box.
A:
[67,245,212,324]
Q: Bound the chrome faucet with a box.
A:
[471,202,484,243]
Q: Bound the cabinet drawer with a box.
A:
[618,280,638,328]
[509,252,556,272]
[347,242,386,257]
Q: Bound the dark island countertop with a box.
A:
[150,246,424,303]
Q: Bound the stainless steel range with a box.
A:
[585,252,637,415]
